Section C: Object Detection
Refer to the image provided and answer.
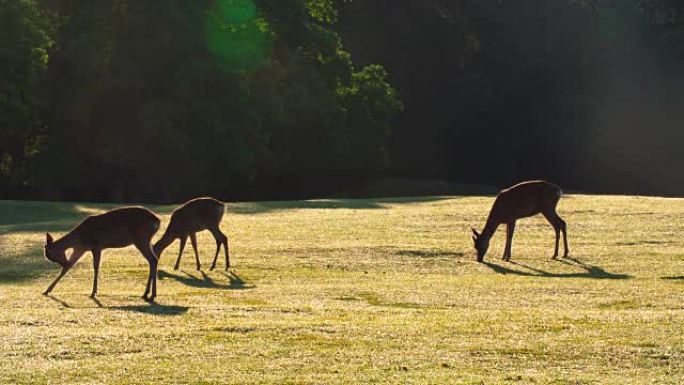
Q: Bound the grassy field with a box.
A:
[1,195,683,384]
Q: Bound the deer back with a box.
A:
[491,181,561,223]
[77,207,160,249]
[167,197,225,235]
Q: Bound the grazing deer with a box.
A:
[471,180,569,262]
[153,197,229,271]
[43,207,161,301]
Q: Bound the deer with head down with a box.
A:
[43,206,161,301]
[153,197,230,271]
[471,180,569,262]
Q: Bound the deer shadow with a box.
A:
[483,257,632,280]
[394,249,465,259]
[111,304,189,316]
[661,276,684,281]
[158,269,253,290]
[45,294,72,308]
[45,294,189,316]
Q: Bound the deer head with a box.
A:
[44,233,69,267]
[471,227,489,262]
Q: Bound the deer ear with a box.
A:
[46,233,53,245]
[471,227,480,237]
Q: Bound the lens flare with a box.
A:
[205,0,271,73]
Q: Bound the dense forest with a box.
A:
[336,0,684,196]
[1,0,683,202]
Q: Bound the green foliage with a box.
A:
[2,0,400,201]
[11,0,684,199]
[0,0,53,195]
[205,0,272,73]
[306,0,337,23]
[340,65,403,174]
[334,0,684,194]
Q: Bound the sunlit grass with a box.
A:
[0,195,683,384]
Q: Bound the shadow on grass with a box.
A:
[45,294,72,308]
[0,200,177,235]
[616,240,673,246]
[44,294,189,316]
[111,304,189,316]
[226,196,451,215]
[158,270,254,290]
[0,200,118,235]
[395,249,465,258]
[0,249,53,284]
[483,257,632,280]
[662,276,684,281]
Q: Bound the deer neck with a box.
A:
[52,230,82,251]
[481,214,500,240]
[153,230,175,255]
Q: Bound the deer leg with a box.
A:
[43,266,70,295]
[501,225,510,260]
[209,228,227,271]
[142,265,152,301]
[209,238,220,271]
[542,211,562,259]
[189,233,201,270]
[137,243,158,302]
[43,248,86,295]
[559,216,569,257]
[503,221,516,261]
[224,235,230,270]
[174,236,187,270]
[91,249,102,298]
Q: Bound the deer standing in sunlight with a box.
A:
[153,197,230,271]
[43,207,161,301]
[471,180,569,262]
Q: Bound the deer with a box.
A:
[43,206,161,301]
[153,197,230,271]
[471,180,569,262]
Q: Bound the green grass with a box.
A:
[1,195,683,384]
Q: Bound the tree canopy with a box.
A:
[335,0,684,195]
[1,0,401,201]
[1,0,683,200]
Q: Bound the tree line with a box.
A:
[336,0,684,196]
[1,0,401,202]
[2,0,683,202]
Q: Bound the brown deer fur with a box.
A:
[43,207,161,301]
[471,180,569,262]
[153,197,229,271]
